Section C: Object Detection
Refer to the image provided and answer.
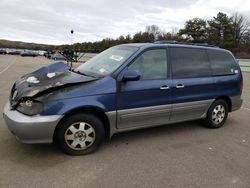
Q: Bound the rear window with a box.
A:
[170,47,211,79]
[207,50,238,76]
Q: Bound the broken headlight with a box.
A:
[17,99,43,116]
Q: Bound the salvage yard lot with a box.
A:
[0,55,250,188]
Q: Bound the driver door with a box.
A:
[116,48,172,130]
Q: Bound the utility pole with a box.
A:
[70,29,74,46]
[69,29,74,69]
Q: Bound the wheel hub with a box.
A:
[75,131,86,141]
[217,111,222,116]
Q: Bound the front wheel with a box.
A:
[55,113,105,155]
[203,99,229,128]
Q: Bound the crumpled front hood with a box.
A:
[10,62,97,107]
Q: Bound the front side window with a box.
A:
[128,49,167,80]
[75,46,138,77]
[170,47,212,79]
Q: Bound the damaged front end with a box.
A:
[9,62,97,116]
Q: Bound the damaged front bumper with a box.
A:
[3,102,63,144]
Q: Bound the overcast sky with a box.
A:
[0,0,250,45]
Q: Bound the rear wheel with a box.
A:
[55,113,105,155]
[203,99,228,128]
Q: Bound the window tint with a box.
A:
[207,49,238,76]
[128,49,167,80]
[170,47,211,79]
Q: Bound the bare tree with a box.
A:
[242,29,250,51]
[232,12,250,48]
[145,25,161,40]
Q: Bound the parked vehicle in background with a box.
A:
[44,52,51,58]
[8,50,21,55]
[50,53,66,60]
[38,50,47,56]
[0,49,7,54]
[3,42,243,155]
[20,51,39,57]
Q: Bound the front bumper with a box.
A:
[3,102,63,144]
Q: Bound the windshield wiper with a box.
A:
[71,69,96,78]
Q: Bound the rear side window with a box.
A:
[207,50,238,76]
[170,47,211,79]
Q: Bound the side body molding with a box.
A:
[106,99,214,138]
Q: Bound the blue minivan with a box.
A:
[3,42,243,155]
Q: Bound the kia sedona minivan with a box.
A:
[3,42,243,155]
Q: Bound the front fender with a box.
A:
[40,94,116,116]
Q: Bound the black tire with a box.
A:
[55,113,105,155]
[203,99,229,128]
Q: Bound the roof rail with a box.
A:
[153,40,219,48]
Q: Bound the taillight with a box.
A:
[240,80,243,94]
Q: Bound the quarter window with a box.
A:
[170,47,211,79]
[207,49,238,76]
[128,49,167,80]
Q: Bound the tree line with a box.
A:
[57,12,249,58]
[1,12,249,58]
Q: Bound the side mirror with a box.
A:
[122,70,141,81]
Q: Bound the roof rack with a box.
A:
[153,40,219,48]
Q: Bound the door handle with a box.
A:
[160,85,170,90]
[176,84,185,89]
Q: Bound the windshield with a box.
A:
[75,45,138,76]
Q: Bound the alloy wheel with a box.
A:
[64,122,96,150]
